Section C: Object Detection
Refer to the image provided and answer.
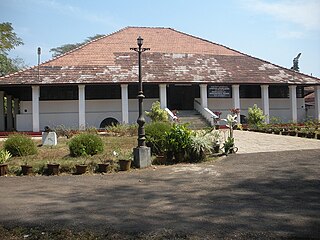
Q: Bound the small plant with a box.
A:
[4,134,37,157]
[106,124,138,136]
[189,133,212,162]
[223,136,235,154]
[145,101,168,122]
[165,124,192,162]
[248,104,265,128]
[222,114,238,154]
[68,133,104,157]
[0,149,12,164]
[145,121,172,155]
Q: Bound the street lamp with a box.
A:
[130,36,150,147]
[130,36,151,168]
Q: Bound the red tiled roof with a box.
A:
[1,27,319,85]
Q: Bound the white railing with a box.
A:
[165,107,176,122]
[194,100,218,126]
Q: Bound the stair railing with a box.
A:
[164,108,176,122]
[194,100,218,126]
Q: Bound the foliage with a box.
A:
[0,22,25,76]
[68,133,104,157]
[165,124,192,162]
[222,114,238,138]
[145,121,171,155]
[0,149,12,164]
[50,34,104,57]
[4,134,37,157]
[0,22,23,54]
[269,116,282,125]
[145,101,168,122]
[189,133,212,162]
[223,137,235,154]
[106,123,138,136]
[248,104,265,128]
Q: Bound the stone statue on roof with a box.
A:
[291,53,301,72]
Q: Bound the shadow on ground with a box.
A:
[0,149,319,239]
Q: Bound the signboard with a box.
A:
[296,86,304,98]
[208,85,232,98]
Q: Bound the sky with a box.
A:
[1,0,320,77]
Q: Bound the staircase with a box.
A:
[176,110,210,130]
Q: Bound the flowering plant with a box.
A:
[230,108,240,115]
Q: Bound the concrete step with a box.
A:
[176,110,210,129]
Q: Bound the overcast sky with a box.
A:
[1,0,320,77]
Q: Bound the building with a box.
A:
[1,26,320,132]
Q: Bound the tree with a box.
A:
[0,22,24,76]
[50,34,105,57]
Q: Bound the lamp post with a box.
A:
[130,36,151,168]
[130,36,150,147]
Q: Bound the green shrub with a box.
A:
[4,134,37,157]
[248,104,265,128]
[145,121,172,155]
[68,133,104,157]
[145,101,168,122]
[165,124,192,162]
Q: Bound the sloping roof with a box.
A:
[1,26,319,85]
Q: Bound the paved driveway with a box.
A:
[0,132,319,239]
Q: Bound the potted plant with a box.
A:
[47,163,60,175]
[221,113,239,155]
[113,150,132,171]
[306,127,316,138]
[21,159,33,176]
[272,126,281,135]
[288,124,297,136]
[164,124,192,163]
[98,160,112,173]
[0,149,12,176]
[75,163,87,175]
[223,137,236,154]
[297,128,308,138]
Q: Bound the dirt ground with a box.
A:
[0,145,319,239]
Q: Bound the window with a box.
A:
[129,84,159,99]
[269,86,289,98]
[40,86,78,100]
[86,85,120,99]
[240,85,261,98]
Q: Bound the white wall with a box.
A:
[17,98,159,131]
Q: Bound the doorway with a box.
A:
[168,84,196,110]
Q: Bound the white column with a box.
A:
[121,84,129,124]
[314,86,320,121]
[232,85,240,123]
[14,98,19,130]
[32,86,40,132]
[289,85,297,122]
[78,85,86,130]
[6,95,13,131]
[200,84,208,108]
[261,85,269,123]
[159,84,167,109]
[0,91,5,131]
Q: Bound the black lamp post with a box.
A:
[130,36,150,147]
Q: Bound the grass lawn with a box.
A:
[0,135,137,175]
